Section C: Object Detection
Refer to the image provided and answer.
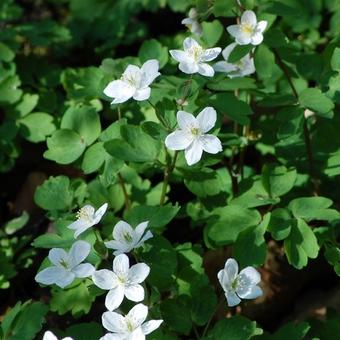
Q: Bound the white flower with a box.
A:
[35,241,95,289]
[43,331,73,340]
[100,304,163,340]
[181,8,202,36]
[105,221,153,256]
[227,10,267,45]
[169,38,221,77]
[68,203,108,238]
[165,107,222,166]
[103,60,160,104]
[214,43,255,78]
[92,253,150,311]
[217,258,263,307]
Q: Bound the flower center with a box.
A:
[240,23,254,36]
[190,127,201,137]
[122,74,138,87]
[126,319,135,332]
[76,206,94,222]
[231,277,238,290]
[123,232,133,243]
[118,276,126,284]
[59,259,69,269]
[189,46,203,62]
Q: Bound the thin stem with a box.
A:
[117,105,121,120]
[148,99,168,128]
[178,74,193,108]
[118,173,130,210]
[160,150,178,206]
[193,324,200,339]
[201,296,225,338]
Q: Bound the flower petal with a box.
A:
[165,130,194,150]
[105,285,125,311]
[102,311,127,333]
[225,291,241,307]
[177,110,198,130]
[48,248,68,267]
[237,285,263,299]
[213,61,237,73]
[130,328,145,340]
[224,258,239,281]
[55,270,75,288]
[35,267,65,286]
[94,203,108,224]
[199,135,222,154]
[135,230,153,248]
[169,50,189,63]
[226,25,240,39]
[250,32,263,46]
[238,266,261,284]
[235,34,252,45]
[196,107,217,133]
[140,59,160,87]
[69,220,92,238]
[105,240,131,254]
[127,304,148,328]
[92,269,117,290]
[134,221,149,242]
[123,65,141,82]
[113,253,130,277]
[183,37,200,51]
[201,48,221,62]
[141,320,163,335]
[133,87,151,101]
[184,139,203,166]
[217,269,229,291]
[222,43,237,61]
[128,263,150,284]
[43,331,58,340]
[241,10,257,26]
[104,80,134,104]
[257,20,267,33]
[112,221,135,244]
[179,61,199,74]
[73,263,95,278]
[100,334,125,340]
[125,284,144,302]
[198,63,215,77]
[69,240,91,267]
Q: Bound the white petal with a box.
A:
[35,267,65,286]
[241,10,257,26]
[198,63,215,77]
[113,254,130,277]
[196,107,217,133]
[134,221,149,241]
[226,25,241,39]
[104,80,135,104]
[201,48,221,62]
[177,110,198,130]
[181,18,193,25]
[69,240,91,267]
[133,87,151,101]
[68,219,92,238]
[183,37,200,51]
[213,61,237,73]
[224,258,239,281]
[257,20,267,33]
[179,61,199,74]
[55,270,76,288]
[169,50,189,63]
[94,203,108,224]
[235,34,252,45]
[112,221,135,244]
[141,320,163,335]
[73,263,95,278]
[199,135,222,154]
[238,266,261,284]
[140,59,160,87]
[237,285,263,299]
[43,331,58,340]
[135,230,153,248]
[250,32,264,46]
[225,291,241,307]
[128,263,150,284]
[125,284,144,302]
[130,328,145,340]
[184,139,203,166]
[92,269,117,290]
[222,43,237,61]
[165,130,194,150]
[188,8,198,19]
[123,65,141,82]
[105,240,132,254]
[100,334,125,340]
[217,269,228,291]
[105,285,125,311]
[127,304,148,328]
[240,57,255,77]
[48,248,68,266]
[102,311,127,333]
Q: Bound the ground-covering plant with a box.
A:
[1,0,340,339]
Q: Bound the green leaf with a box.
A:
[228,44,253,63]
[208,315,263,339]
[19,112,55,143]
[213,0,237,17]
[284,218,319,269]
[207,77,257,91]
[201,20,223,47]
[258,321,310,340]
[0,75,23,104]
[34,176,73,211]
[104,125,161,163]
[138,39,168,68]
[32,233,74,249]
[207,206,261,245]
[299,88,334,118]
[4,211,29,235]
[44,129,86,164]
[61,105,101,145]
[288,197,340,222]
[331,47,340,71]
[10,93,39,118]
[254,45,276,79]
[81,142,107,174]
[0,42,15,62]
[268,208,293,240]
[125,204,180,230]
[66,323,103,340]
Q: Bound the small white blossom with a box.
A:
[43,331,73,340]
[68,203,108,238]
[169,38,221,77]
[181,8,202,36]
[217,258,263,307]
[214,43,255,78]
[165,107,222,166]
[105,221,153,256]
[92,253,150,311]
[103,60,160,104]
[227,10,267,45]
[100,304,163,340]
[35,241,95,289]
